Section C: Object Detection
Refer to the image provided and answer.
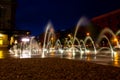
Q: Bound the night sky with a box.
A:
[15,0,120,36]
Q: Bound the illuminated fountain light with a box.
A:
[20,49,31,58]
[97,28,120,48]
[85,49,90,53]
[9,36,42,58]
[21,38,30,42]
[113,51,119,65]
[58,48,64,54]
[42,22,55,58]
[84,36,97,55]
[8,17,120,63]
[9,44,20,58]
[97,35,114,58]
[49,47,56,53]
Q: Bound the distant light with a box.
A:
[114,38,118,42]
[86,32,90,36]
[27,32,30,35]
[14,40,18,44]
[68,34,71,37]
[21,38,30,42]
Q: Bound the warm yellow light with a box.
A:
[14,40,18,44]
[114,52,119,66]
[0,39,3,45]
[86,32,90,36]
[87,57,91,61]
[0,51,4,59]
[68,34,71,37]
[0,33,3,37]
[114,38,118,42]
[51,37,53,40]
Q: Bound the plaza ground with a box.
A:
[0,57,120,80]
[1,47,120,80]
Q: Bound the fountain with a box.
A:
[9,37,41,58]
[97,35,114,58]
[9,17,120,66]
[84,36,97,55]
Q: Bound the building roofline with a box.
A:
[91,9,120,21]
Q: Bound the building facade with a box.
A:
[0,0,31,48]
[91,9,120,46]
[0,0,16,29]
[0,0,17,47]
[91,9,120,32]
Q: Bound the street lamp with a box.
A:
[21,38,30,42]
[114,38,118,42]
[86,32,90,36]
[68,34,73,40]
[68,34,71,37]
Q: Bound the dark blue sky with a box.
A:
[16,0,120,36]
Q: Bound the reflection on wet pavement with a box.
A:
[1,48,120,68]
[0,48,9,59]
[0,51,4,59]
